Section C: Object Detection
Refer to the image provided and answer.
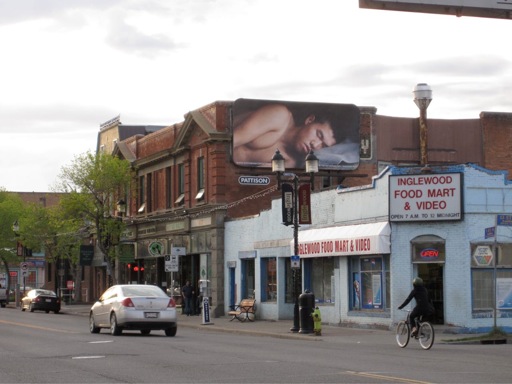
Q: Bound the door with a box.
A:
[229,267,236,309]
[418,263,444,324]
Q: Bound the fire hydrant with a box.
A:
[312,306,322,336]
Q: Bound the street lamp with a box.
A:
[12,220,25,296]
[413,83,433,170]
[116,199,126,217]
[272,149,319,332]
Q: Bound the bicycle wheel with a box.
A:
[418,321,435,350]
[396,320,410,348]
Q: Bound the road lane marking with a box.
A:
[0,319,78,333]
[89,340,114,344]
[72,356,105,359]
[344,370,432,384]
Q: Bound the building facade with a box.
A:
[225,164,512,332]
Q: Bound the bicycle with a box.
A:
[396,309,435,350]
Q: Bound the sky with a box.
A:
[0,0,510,192]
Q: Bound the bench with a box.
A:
[228,299,257,322]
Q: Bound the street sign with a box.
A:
[485,226,495,239]
[20,262,28,271]
[238,176,271,186]
[497,214,512,226]
[165,254,179,272]
[171,247,186,256]
[359,0,512,19]
[291,255,300,269]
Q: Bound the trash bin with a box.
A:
[299,290,315,334]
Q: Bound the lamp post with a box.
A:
[12,220,25,296]
[272,149,319,332]
[413,83,433,170]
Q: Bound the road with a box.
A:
[0,308,511,383]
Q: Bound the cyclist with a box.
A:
[398,277,434,337]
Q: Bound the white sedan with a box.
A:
[89,284,178,336]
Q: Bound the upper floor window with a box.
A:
[138,175,145,213]
[166,167,172,209]
[196,157,205,200]
[147,173,153,213]
[175,163,185,205]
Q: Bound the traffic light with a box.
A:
[126,261,144,283]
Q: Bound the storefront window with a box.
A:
[241,259,255,299]
[285,260,300,304]
[471,244,512,316]
[261,257,277,302]
[350,255,390,310]
[310,258,335,304]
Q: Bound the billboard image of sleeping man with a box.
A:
[232,98,360,170]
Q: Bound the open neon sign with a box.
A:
[420,248,439,259]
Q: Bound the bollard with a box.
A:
[298,290,315,334]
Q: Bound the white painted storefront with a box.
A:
[224,164,512,332]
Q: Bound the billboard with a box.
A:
[359,0,512,19]
[232,98,360,170]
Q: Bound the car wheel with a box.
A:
[54,310,59,314]
[89,313,100,334]
[21,303,25,311]
[29,303,34,312]
[110,313,122,336]
[140,329,151,335]
[165,326,177,337]
[45,310,50,314]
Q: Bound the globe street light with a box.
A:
[413,83,433,169]
[272,149,318,332]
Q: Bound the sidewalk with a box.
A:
[60,303,398,341]
[33,303,493,344]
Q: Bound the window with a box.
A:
[147,173,152,213]
[285,260,301,304]
[166,167,172,209]
[138,175,145,213]
[196,157,205,200]
[471,243,512,316]
[241,259,255,299]
[176,164,185,205]
[309,258,335,304]
[350,255,390,310]
[261,258,277,302]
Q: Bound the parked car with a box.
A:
[21,289,61,314]
[89,284,178,337]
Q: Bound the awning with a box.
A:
[292,222,390,258]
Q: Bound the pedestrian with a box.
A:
[182,280,194,316]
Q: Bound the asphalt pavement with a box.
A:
[5,302,492,344]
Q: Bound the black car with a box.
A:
[21,289,61,314]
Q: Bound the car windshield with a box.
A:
[36,290,56,296]
[121,286,166,298]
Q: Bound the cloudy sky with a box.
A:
[1,0,510,192]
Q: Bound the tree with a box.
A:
[22,202,84,296]
[54,151,132,286]
[0,189,27,292]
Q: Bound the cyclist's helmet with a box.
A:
[413,277,424,287]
